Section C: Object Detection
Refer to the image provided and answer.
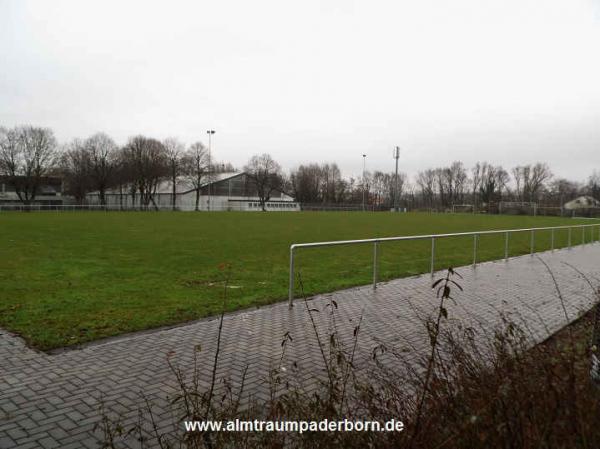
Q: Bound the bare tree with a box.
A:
[434,168,448,207]
[244,153,283,211]
[60,139,92,203]
[512,163,552,203]
[85,132,117,206]
[289,162,344,204]
[548,178,581,206]
[450,161,468,204]
[368,170,406,207]
[163,137,185,210]
[529,163,553,202]
[210,161,235,174]
[121,136,168,209]
[182,142,209,211]
[0,125,58,205]
[479,163,509,206]
[471,162,483,208]
[371,171,389,206]
[416,169,436,208]
[290,163,323,203]
[588,170,600,200]
[321,163,343,203]
[111,147,131,209]
[392,171,408,207]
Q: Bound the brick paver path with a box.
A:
[1,245,600,448]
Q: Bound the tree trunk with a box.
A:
[119,184,123,210]
[172,169,177,211]
[150,196,159,211]
[195,188,200,211]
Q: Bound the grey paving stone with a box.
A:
[0,437,16,449]
[0,245,599,448]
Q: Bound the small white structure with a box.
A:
[563,196,600,210]
[86,172,299,211]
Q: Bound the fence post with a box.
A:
[583,226,585,245]
[288,246,295,307]
[569,228,572,249]
[373,241,379,290]
[473,234,478,268]
[430,237,436,277]
[505,231,509,260]
[530,230,535,255]
[551,228,555,251]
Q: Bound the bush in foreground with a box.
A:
[99,268,600,449]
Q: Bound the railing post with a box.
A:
[288,246,295,307]
[472,234,478,268]
[583,226,585,245]
[430,237,436,277]
[530,230,535,255]
[505,231,509,261]
[568,227,572,249]
[373,241,379,290]
[551,228,555,251]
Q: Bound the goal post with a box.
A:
[451,204,475,214]
[498,201,538,216]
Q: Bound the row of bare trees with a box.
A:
[289,161,598,211]
[0,126,57,204]
[2,125,598,211]
[413,162,600,211]
[0,125,285,210]
[60,134,221,209]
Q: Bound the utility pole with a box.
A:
[393,146,400,212]
[362,154,367,212]
[206,130,215,211]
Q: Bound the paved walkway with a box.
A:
[1,245,600,448]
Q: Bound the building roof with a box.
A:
[563,195,600,210]
[154,172,242,194]
[0,175,62,193]
[93,172,243,195]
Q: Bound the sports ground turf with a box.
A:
[0,211,595,350]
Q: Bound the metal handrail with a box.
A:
[288,223,600,306]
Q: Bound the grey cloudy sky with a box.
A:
[1,0,599,181]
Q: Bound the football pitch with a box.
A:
[0,211,594,350]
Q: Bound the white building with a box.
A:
[563,195,600,210]
[86,172,299,211]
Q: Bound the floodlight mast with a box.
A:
[393,146,400,212]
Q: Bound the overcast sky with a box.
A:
[1,0,599,181]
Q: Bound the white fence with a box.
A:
[288,223,600,306]
[0,203,298,212]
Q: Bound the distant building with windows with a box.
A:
[86,172,299,211]
[0,176,65,205]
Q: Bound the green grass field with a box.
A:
[0,211,595,350]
